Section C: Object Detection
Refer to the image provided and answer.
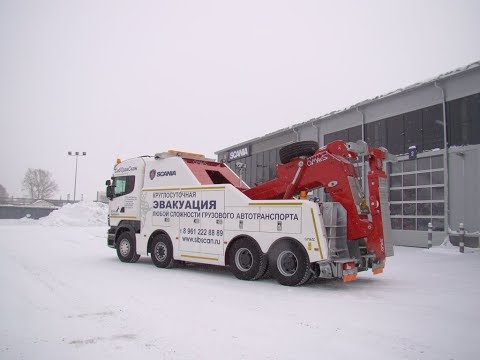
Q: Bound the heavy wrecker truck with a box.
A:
[105,140,396,286]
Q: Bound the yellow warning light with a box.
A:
[360,196,370,214]
[168,150,205,158]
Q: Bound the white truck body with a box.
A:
[108,155,328,266]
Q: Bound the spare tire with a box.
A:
[279,141,319,164]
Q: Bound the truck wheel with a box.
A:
[260,262,273,279]
[151,234,175,269]
[116,232,140,263]
[269,240,311,286]
[229,238,267,281]
[279,141,319,164]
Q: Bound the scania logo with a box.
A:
[228,146,250,161]
[157,170,176,177]
[149,169,176,179]
[149,169,156,180]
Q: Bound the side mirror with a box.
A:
[106,186,114,200]
[105,179,111,186]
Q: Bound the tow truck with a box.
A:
[105,140,395,286]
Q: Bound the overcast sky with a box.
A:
[1,0,479,200]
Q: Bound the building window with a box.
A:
[389,154,445,232]
[404,110,423,152]
[268,148,278,180]
[386,115,405,155]
[227,146,283,187]
[348,125,363,142]
[365,119,387,149]
[246,155,254,185]
[324,125,363,145]
[255,152,264,184]
[447,92,480,146]
[422,104,444,150]
[364,103,446,155]
[324,129,348,144]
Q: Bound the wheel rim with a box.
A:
[154,242,167,262]
[235,248,253,272]
[277,250,298,277]
[119,239,131,257]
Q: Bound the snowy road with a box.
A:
[1,223,479,360]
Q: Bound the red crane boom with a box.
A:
[244,140,393,263]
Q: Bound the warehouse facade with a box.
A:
[216,61,480,247]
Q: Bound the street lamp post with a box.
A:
[67,151,86,201]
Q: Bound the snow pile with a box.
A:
[440,235,455,248]
[38,201,108,227]
[424,235,479,255]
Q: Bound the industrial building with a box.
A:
[216,61,480,247]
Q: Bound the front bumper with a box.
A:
[107,232,116,248]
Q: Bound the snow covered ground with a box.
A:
[1,203,479,360]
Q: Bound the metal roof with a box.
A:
[216,60,480,154]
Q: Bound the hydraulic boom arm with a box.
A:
[243,140,394,262]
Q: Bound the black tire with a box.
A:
[116,232,140,263]
[228,238,267,281]
[269,240,312,286]
[279,141,319,164]
[304,272,316,284]
[150,234,175,269]
[260,261,273,279]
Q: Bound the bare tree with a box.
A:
[22,168,58,199]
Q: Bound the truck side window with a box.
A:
[113,176,135,197]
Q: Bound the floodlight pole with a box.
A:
[68,151,87,201]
